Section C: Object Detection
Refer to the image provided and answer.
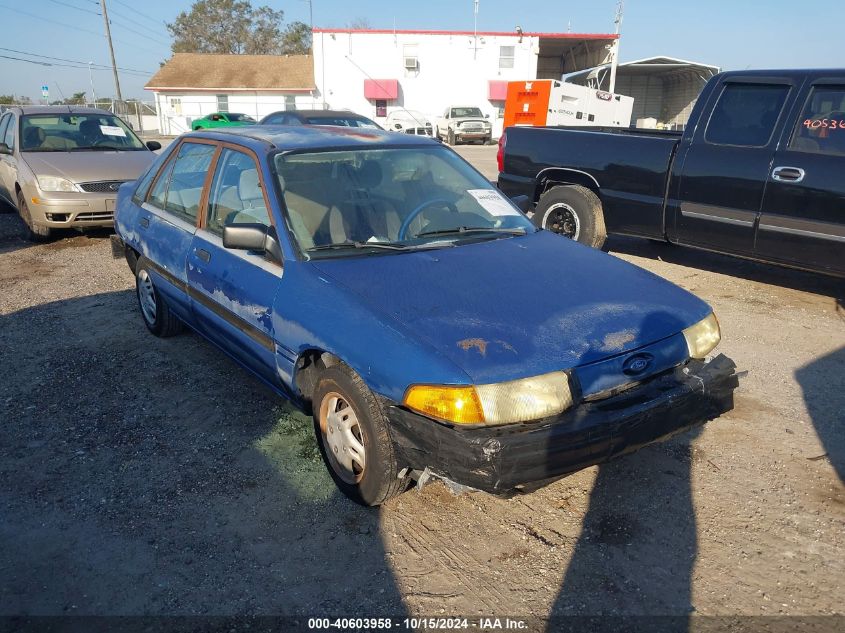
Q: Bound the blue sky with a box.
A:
[1,0,840,101]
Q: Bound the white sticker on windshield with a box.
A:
[99,125,126,137]
[468,189,520,217]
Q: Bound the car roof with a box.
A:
[6,105,117,116]
[717,68,845,81]
[186,124,440,152]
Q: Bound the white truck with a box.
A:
[434,106,493,145]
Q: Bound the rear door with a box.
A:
[187,145,283,386]
[672,77,794,255]
[756,81,845,276]
[138,140,216,323]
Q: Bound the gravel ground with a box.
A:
[0,149,843,624]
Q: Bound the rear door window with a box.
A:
[789,85,845,156]
[705,83,790,147]
[163,142,216,224]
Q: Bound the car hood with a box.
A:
[311,231,712,384]
[22,150,156,184]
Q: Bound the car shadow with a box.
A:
[606,236,845,301]
[0,211,114,255]
[0,290,407,616]
[545,309,731,627]
[795,345,845,485]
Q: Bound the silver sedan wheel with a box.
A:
[137,269,157,326]
[319,392,366,484]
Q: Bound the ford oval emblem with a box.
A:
[622,353,654,376]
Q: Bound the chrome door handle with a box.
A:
[772,166,805,183]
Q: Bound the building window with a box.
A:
[216,94,229,112]
[169,97,181,115]
[499,46,515,70]
[375,100,387,117]
[285,95,296,111]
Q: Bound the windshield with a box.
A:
[451,107,483,118]
[306,116,381,129]
[274,147,534,257]
[227,113,255,122]
[20,113,146,152]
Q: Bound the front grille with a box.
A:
[75,212,113,222]
[79,181,126,193]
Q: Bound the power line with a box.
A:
[0,54,150,77]
[0,3,165,57]
[0,47,153,74]
[111,0,170,30]
[45,0,170,44]
[46,0,100,15]
[107,15,171,46]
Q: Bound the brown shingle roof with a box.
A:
[146,53,315,91]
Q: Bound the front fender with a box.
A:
[272,262,472,402]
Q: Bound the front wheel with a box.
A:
[447,129,456,145]
[313,364,408,506]
[533,185,607,249]
[17,190,51,242]
[135,256,184,337]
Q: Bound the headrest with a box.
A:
[24,126,45,146]
[357,160,382,189]
[238,169,261,200]
[79,119,100,136]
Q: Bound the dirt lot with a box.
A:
[0,146,843,624]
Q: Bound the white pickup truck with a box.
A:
[434,106,492,145]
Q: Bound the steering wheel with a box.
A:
[398,198,459,240]
[91,138,118,147]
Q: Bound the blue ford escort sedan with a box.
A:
[112,126,738,505]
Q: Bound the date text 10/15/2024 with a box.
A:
[307,617,529,630]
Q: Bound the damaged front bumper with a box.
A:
[386,354,739,495]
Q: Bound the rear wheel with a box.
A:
[313,364,408,506]
[17,190,51,242]
[533,185,606,249]
[135,256,183,337]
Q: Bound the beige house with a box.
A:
[146,53,319,134]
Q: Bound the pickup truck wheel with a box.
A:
[313,364,408,506]
[135,257,184,337]
[17,190,51,242]
[447,129,456,145]
[534,186,606,249]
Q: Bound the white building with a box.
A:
[312,28,618,134]
[146,53,318,135]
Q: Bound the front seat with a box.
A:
[225,169,269,226]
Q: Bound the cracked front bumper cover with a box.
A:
[386,354,739,495]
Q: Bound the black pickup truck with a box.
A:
[497,69,845,278]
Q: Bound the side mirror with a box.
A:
[223,223,283,265]
[145,140,161,151]
[394,123,402,129]
[485,113,491,119]
[0,142,11,155]
[510,194,532,213]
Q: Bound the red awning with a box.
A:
[364,79,398,100]
[488,80,508,101]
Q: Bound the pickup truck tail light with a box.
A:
[497,131,507,173]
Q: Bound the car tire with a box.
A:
[313,363,408,506]
[533,185,607,249]
[194,126,203,130]
[447,129,456,145]
[17,189,51,242]
[135,256,183,337]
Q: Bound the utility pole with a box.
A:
[88,62,97,105]
[100,0,123,106]
[473,0,479,60]
[608,0,624,93]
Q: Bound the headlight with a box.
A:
[683,313,721,359]
[403,371,575,426]
[37,176,80,192]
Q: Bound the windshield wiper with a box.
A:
[416,226,527,239]
[308,241,409,252]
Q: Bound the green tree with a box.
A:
[0,94,31,105]
[167,0,311,55]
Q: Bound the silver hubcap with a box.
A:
[137,269,157,325]
[543,202,581,240]
[320,393,366,484]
